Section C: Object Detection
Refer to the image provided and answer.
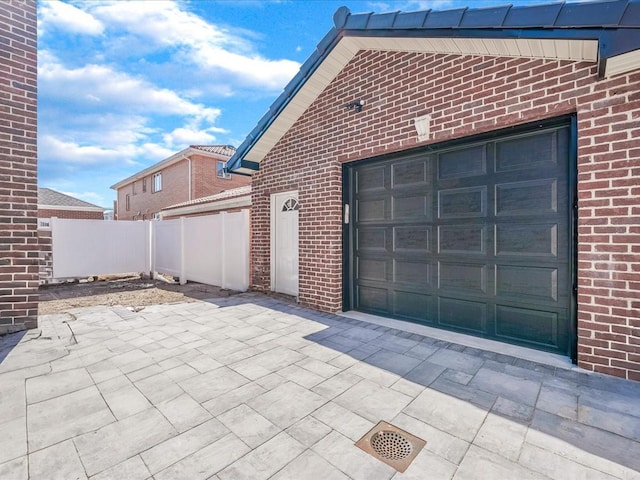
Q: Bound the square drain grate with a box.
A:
[355,420,426,473]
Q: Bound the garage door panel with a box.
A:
[392,158,429,187]
[357,166,386,192]
[495,131,559,172]
[357,198,388,222]
[350,122,572,356]
[438,262,487,295]
[393,291,431,323]
[495,305,560,348]
[495,179,558,216]
[495,223,558,257]
[357,227,387,251]
[394,260,430,286]
[392,194,430,220]
[438,145,487,179]
[495,265,558,302]
[358,285,389,313]
[438,297,486,333]
[439,224,486,254]
[357,257,387,282]
[439,186,487,218]
[393,226,431,253]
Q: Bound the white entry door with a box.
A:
[271,191,299,296]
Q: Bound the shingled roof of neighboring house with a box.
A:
[226,0,640,175]
[191,145,236,156]
[38,187,104,210]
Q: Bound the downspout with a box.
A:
[181,154,192,201]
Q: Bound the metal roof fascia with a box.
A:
[598,29,640,78]
[227,27,344,173]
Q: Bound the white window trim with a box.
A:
[217,161,232,179]
[153,172,162,192]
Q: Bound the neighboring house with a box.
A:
[0,0,37,333]
[111,145,250,221]
[38,188,105,226]
[161,185,251,219]
[227,2,640,380]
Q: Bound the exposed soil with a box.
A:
[38,274,239,315]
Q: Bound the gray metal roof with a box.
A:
[226,0,640,174]
[38,188,104,210]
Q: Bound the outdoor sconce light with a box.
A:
[346,99,365,113]
[414,114,431,141]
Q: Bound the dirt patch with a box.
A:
[38,275,239,315]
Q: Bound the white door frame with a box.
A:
[270,190,299,296]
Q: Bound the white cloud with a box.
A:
[162,122,228,148]
[39,135,136,165]
[61,190,106,206]
[39,54,221,120]
[38,1,104,35]
[88,1,300,91]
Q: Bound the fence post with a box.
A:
[221,211,227,289]
[149,220,155,279]
[179,216,187,285]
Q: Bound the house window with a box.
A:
[132,181,137,195]
[282,198,300,211]
[217,161,231,179]
[153,172,162,192]
[125,194,130,211]
[142,178,147,193]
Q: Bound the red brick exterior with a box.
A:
[0,0,38,332]
[38,208,104,220]
[116,154,249,221]
[251,51,640,380]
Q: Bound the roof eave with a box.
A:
[226,1,640,173]
[110,147,235,190]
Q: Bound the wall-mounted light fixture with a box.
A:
[414,114,431,141]
[346,99,365,113]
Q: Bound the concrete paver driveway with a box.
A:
[1,294,639,479]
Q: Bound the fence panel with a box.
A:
[220,210,250,291]
[183,215,223,286]
[52,218,150,278]
[153,219,182,278]
[50,211,250,291]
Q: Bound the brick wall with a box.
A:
[191,154,250,199]
[38,208,104,220]
[116,155,249,221]
[0,0,38,332]
[252,50,640,380]
[117,160,190,221]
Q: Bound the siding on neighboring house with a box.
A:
[112,147,250,221]
[0,0,38,332]
[235,5,640,380]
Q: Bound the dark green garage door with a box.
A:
[348,123,574,355]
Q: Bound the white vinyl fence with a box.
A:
[50,210,250,291]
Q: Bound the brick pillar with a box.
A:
[0,0,38,333]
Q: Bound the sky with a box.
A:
[38,0,559,209]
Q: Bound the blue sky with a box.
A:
[38,0,551,209]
